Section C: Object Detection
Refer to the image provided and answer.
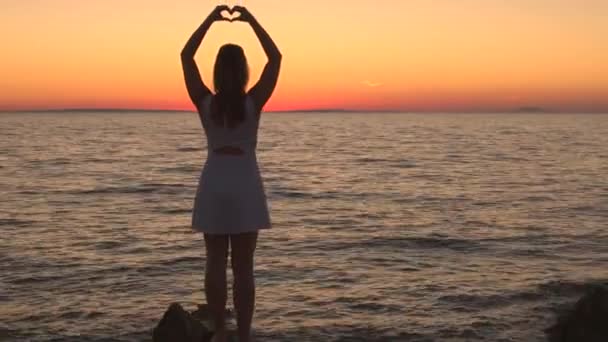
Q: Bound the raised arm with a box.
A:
[181,6,229,110]
[234,6,282,113]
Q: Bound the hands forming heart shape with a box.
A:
[213,5,252,23]
[221,8,242,22]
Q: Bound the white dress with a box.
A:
[191,95,271,235]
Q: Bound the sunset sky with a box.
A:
[1,0,607,112]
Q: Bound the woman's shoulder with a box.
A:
[244,93,260,115]
[197,94,214,113]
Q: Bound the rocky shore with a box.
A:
[545,284,608,342]
[153,284,608,342]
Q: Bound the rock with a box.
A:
[546,285,608,342]
[153,303,235,342]
[153,303,213,342]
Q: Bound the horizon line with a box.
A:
[1,107,607,114]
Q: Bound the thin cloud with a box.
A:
[361,80,383,88]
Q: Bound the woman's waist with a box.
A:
[204,151,258,165]
[201,155,261,181]
[206,138,257,150]
[211,145,252,155]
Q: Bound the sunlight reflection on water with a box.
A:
[1,112,607,341]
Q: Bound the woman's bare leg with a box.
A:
[230,232,258,342]
[204,234,230,341]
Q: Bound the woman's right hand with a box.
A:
[232,6,255,23]
[208,5,231,22]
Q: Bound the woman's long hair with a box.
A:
[212,44,250,128]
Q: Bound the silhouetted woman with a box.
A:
[181,5,281,342]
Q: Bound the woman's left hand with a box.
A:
[208,5,231,22]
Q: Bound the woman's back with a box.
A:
[200,95,260,154]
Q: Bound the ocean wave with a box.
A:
[176,147,202,152]
[161,208,192,215]
[317,234,485,253]
[0,218,37,227]
[355,157,389,163]
[94,240,126,250]
[437,279,608,317]
[334,297,403,313]
[161,165,200,173]
[438,290,544,311]
[74,183,190,195]
[8,273,67,285]
[159,255,202,267]
[58,310,105,320]
[538,279,608,297]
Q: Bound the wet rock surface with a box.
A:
[546,284,608,342]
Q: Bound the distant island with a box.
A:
[1,108,378,114]
[269,109,382,113]
[0,108,195,114]
[512,106,548,113]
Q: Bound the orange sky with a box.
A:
[1,0,607,112]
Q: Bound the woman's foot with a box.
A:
[211,329,228,342]
[237,335,252,342]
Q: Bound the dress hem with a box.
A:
[191,224,272,235]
